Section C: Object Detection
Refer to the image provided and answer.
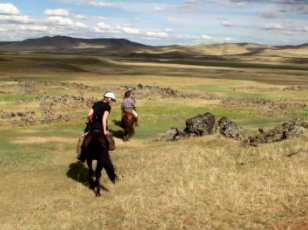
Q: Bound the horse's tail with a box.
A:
[127,121,135,137]
[97,147,117,183]
[123,113,135,137]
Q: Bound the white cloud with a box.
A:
[141,37,159,40]
[165,28,174,32]
[185,0,202,3]
[176,34,197,39]
[146,31,168,37]
[74,14,87,20]
[201,34,212,39]
[0,3,20,15]
[44,9,70,17]
[234,2,246,7]
[75,22,86,28]
[88,1,114,7]
[219,37,235,42]
[153,7,164,12]
[61,0,114,7]
[97,16,107,20]
[19,25,48,31]
[263,23,284,30]
[0,15,35,24]
[122,27,141,34]
[97,22,110,29]
[134,17,140,20]
[221,21,236,27]
[46,16,74,26]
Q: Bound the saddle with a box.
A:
[121,112,133,120]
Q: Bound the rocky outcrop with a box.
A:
[283,86,308,91]
[246,119,308,146]
[218,117,243,140]
[172,112,215,140]
[221,98,307,110]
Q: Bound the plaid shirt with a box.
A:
[121,98,135,109]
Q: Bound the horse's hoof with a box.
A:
[96,192,101,197]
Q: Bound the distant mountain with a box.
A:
[0,35,308,58]
[0,35,149,54]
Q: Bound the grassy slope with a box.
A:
[1,54,308,229]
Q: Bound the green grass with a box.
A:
[0,94,39,102]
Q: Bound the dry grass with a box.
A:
[1,134,308,229]
[1,54,308,229]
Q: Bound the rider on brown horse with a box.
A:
[121,91,139,127]
[77,92,116,162]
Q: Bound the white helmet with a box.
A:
[104,92,116,102]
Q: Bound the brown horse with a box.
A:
[121,112,136,141]
[82,130,117,196]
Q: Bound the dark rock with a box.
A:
[248,119,307,145]
[184,112,215,136]
[218,117,243,140]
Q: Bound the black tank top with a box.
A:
[90,101,111,130]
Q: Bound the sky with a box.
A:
[1,0,308,46]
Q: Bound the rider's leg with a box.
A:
[77,135,85,162]
[132,110,139,127]
[106,131,115,151]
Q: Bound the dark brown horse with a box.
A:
[121,112,136,141]
[82,130,117,196]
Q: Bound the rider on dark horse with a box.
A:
[77,92,116,162]
[121,91,139,127]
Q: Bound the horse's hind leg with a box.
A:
[124,130,128,142]
[87,159,95,189]
[95,162,103,197]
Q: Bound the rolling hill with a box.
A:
[1,35,308,58]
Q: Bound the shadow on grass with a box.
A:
[109,128,125,140]
[66,161,89,187]
[112,119,123,128]
[66,161,110,193]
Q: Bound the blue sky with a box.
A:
[1,0,308,46]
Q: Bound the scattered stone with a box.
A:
[287,125,305,139]
[286,148,308,157]
[283,86,308,91]
[218,117,243,140]
[248,119,308,145]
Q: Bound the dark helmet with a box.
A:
[125,92,130,98]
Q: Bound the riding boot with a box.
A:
[77,145,86,162]
[135,117,139,127]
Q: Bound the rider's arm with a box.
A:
[102,111,109,135]
[87,108,94,120]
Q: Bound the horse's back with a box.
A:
[84,131,108,159]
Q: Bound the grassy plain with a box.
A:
[1,54,308,229]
